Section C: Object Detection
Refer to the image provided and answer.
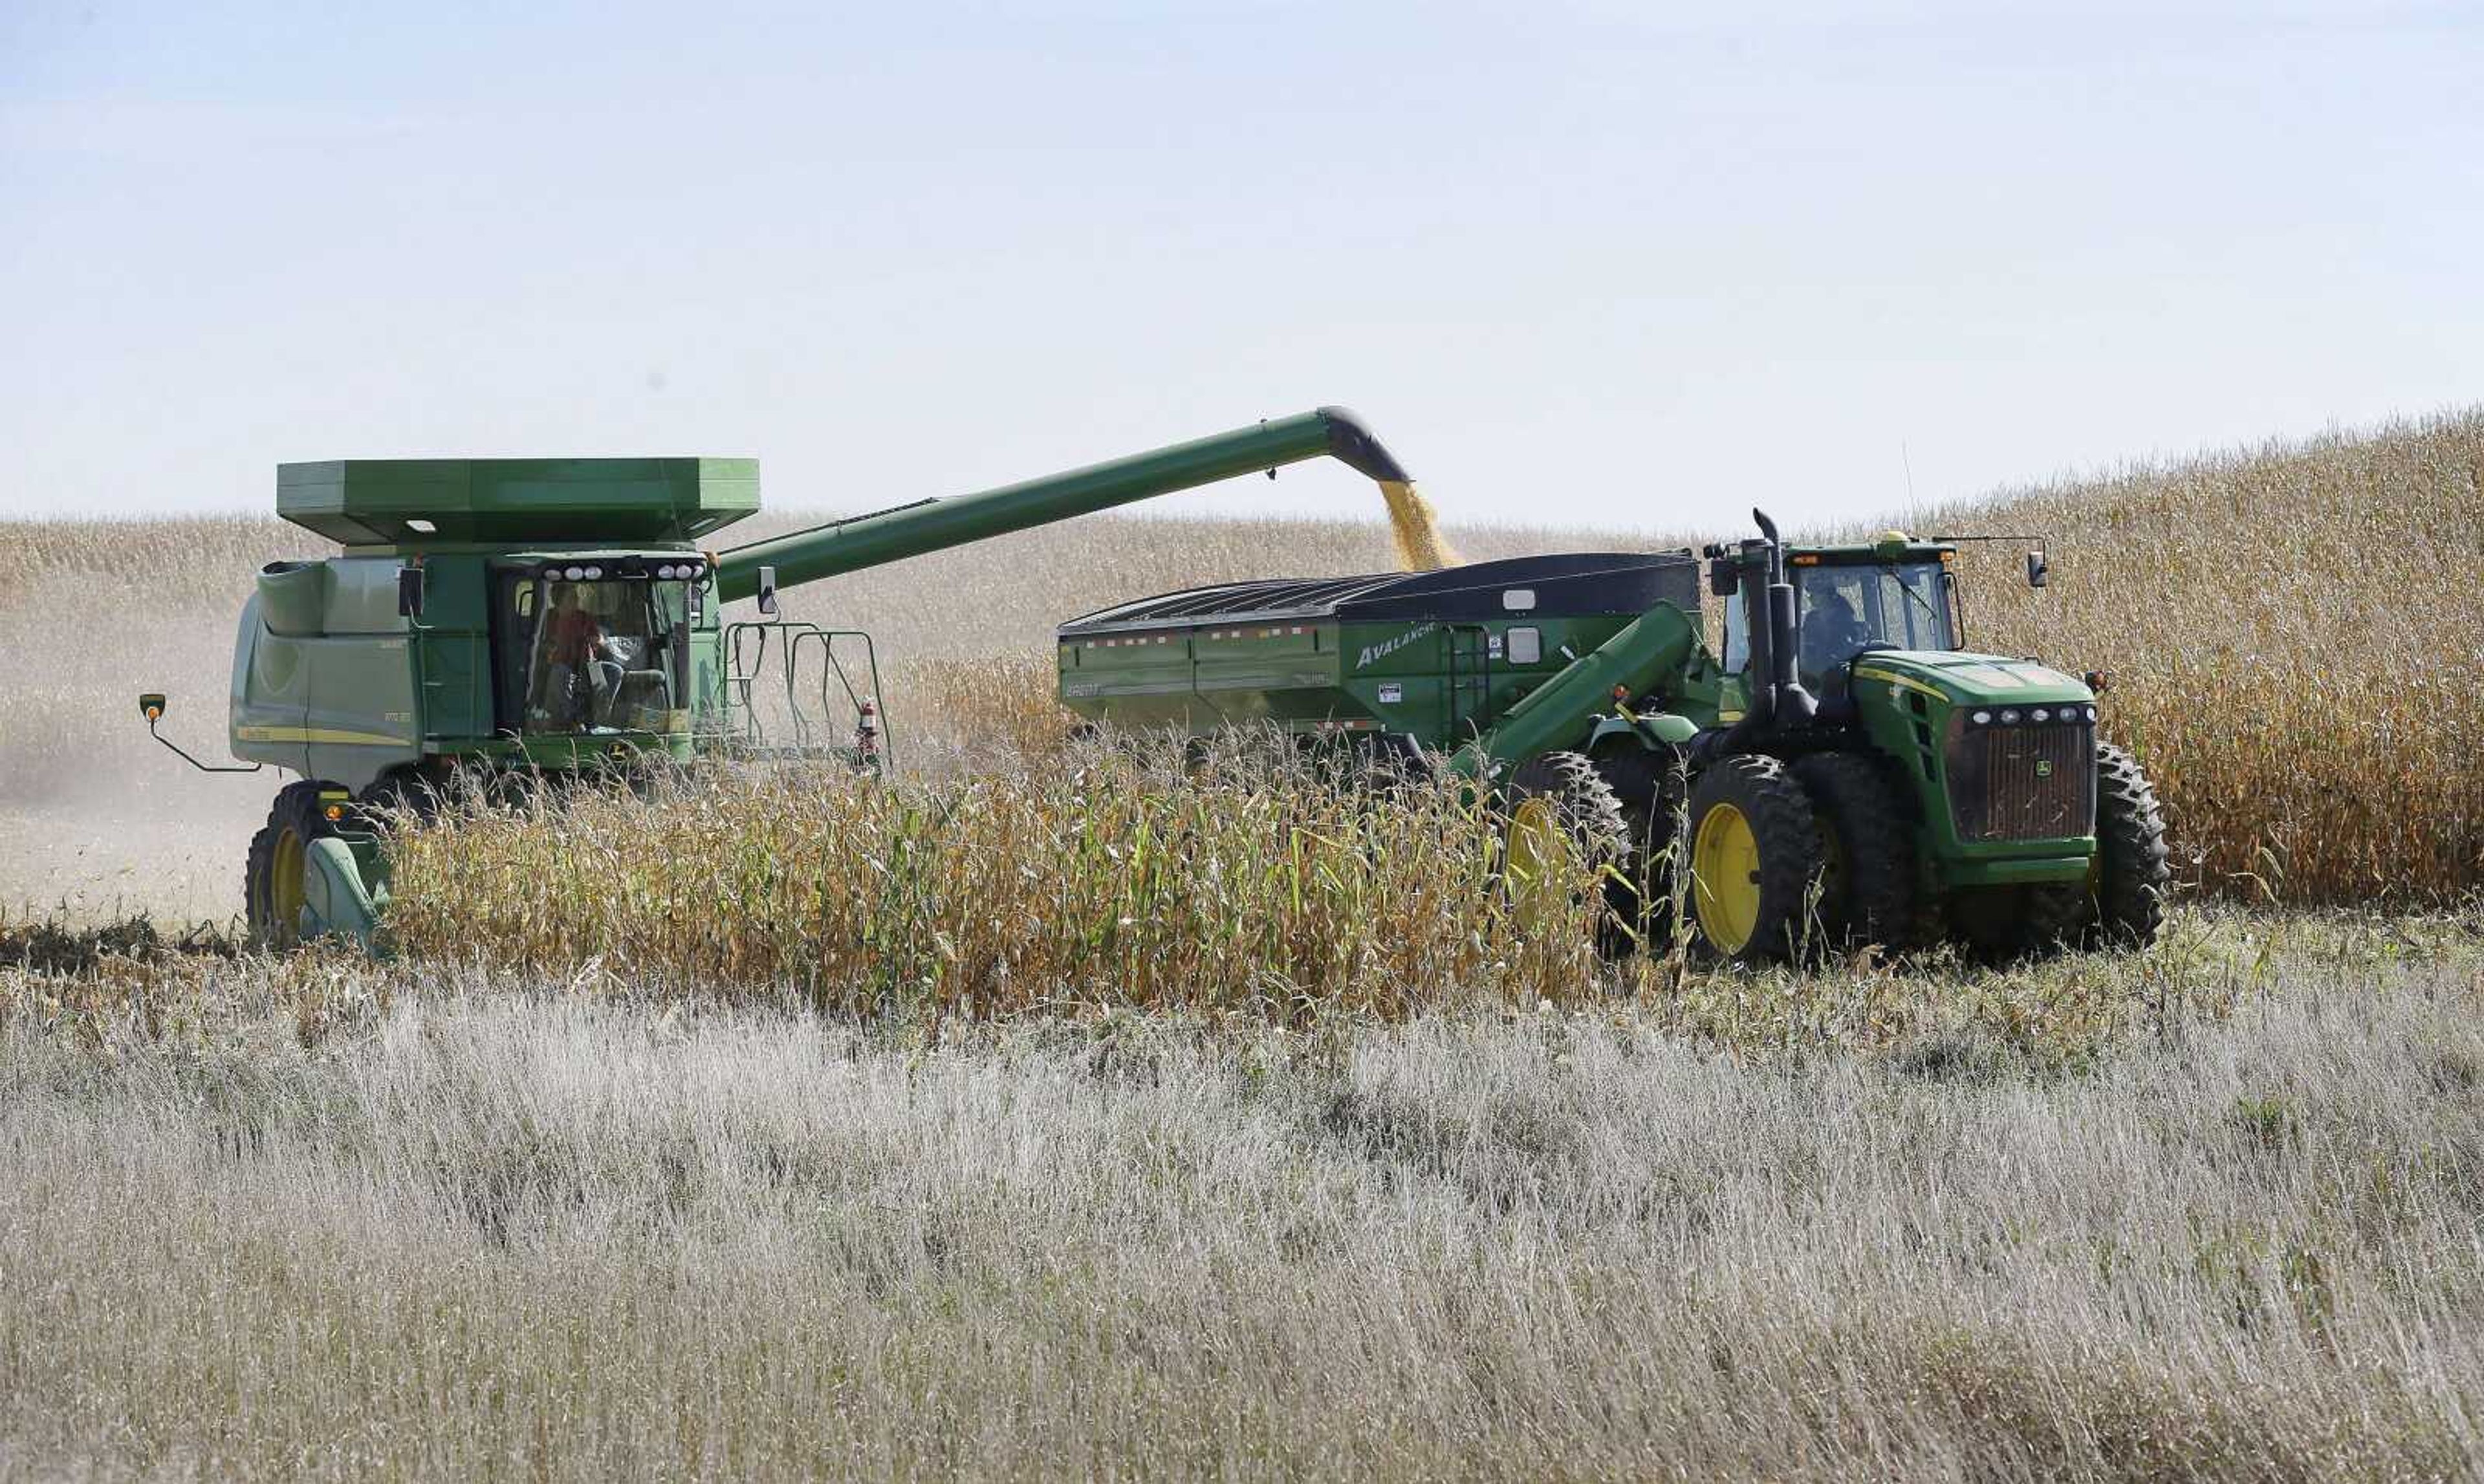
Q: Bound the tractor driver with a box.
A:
[1798,585,1873,693]
[543,584,614,727]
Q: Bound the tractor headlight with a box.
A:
[1971,710,1993,726]
[1999,708,2022,725]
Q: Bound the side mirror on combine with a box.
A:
[136,691,261,774]
[2025,551,2049,589]
[757,564,781,617]
[1708,556,1739,596]
[397,565,426,618]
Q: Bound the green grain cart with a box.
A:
[142,409,1417,947]
[1058,514,2170,961]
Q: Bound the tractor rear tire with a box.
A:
[245,781,343,950]
[1791,751,1922,954]
[2088,742,2171,948]
[1500,751,1633,948]
[1684,756,1825,965]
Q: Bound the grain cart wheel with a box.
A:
[1685,756,1825,964]
[2087,742,2170,948]
[245,781,344,950]
[1791,752,1923,954]
[1591,745,1689,952]
[1499,751,1632,944]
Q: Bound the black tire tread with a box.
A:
[1684,755,1825,964]
[1791,750,1923,953]
[1503,750,1635,950]
[243,780,342,950]
[2089,741,2171,947]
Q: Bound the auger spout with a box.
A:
[714,406,1410,603]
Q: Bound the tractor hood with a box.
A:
[1846,650,2093,707]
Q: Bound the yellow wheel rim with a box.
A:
[1692,802,1762,953]
[269,827,307,946]
[1505,796,1570,933]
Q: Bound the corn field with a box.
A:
[382,745,1604,1014]
[5,407,2481,921]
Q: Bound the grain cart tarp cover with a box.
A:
[1056,552,1703,737]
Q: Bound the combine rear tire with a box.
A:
[1500,751,1633,946]
[1685,756,1825,964]
[2088,742,2170,948]
[244,781,343,950]
[1791,752,1922,954]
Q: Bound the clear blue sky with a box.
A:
[3,1,2476,530]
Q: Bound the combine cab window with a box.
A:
[1794,562,1954,690]
[494,575,692,736]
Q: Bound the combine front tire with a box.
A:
[244,781,342,950]
[1685,756,1825,964]
[2088,742,2170,947]
[1791,752,1922,954]
[1499,751,1633,944]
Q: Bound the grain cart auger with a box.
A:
[137,408,1416,949]
[1057,511,2170,962]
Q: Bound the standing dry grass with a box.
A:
[1,917,2478,1480]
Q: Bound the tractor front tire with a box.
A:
[2088,742,2171,948]
[1500,751,1633,947]
[1685,756,1825,964]
[1791,751,1922,954]
[245,781,342,950]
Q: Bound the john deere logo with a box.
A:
[2034,759,2054,778]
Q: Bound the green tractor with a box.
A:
[1057,511,2170,961]
[141,409,1422,948]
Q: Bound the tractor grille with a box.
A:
[1948,722,2095,842]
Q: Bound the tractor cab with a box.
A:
[1710,532,1966,703]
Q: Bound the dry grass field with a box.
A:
[3,411,2482,1479]
[3,912,2481,1479]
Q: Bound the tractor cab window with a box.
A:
[1794,562,1954,692]
[494,574,691,736]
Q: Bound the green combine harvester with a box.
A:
[142,408,1418,947]
[1058,514,2170,961]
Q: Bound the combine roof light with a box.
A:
[2085,704,2100,722]
[2031,707,2051,723]
[656,564,679,580]
[1972,710,1993,726]
[1999,708,2022,725]
[562,565,585,581]
[582,565,602,580]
